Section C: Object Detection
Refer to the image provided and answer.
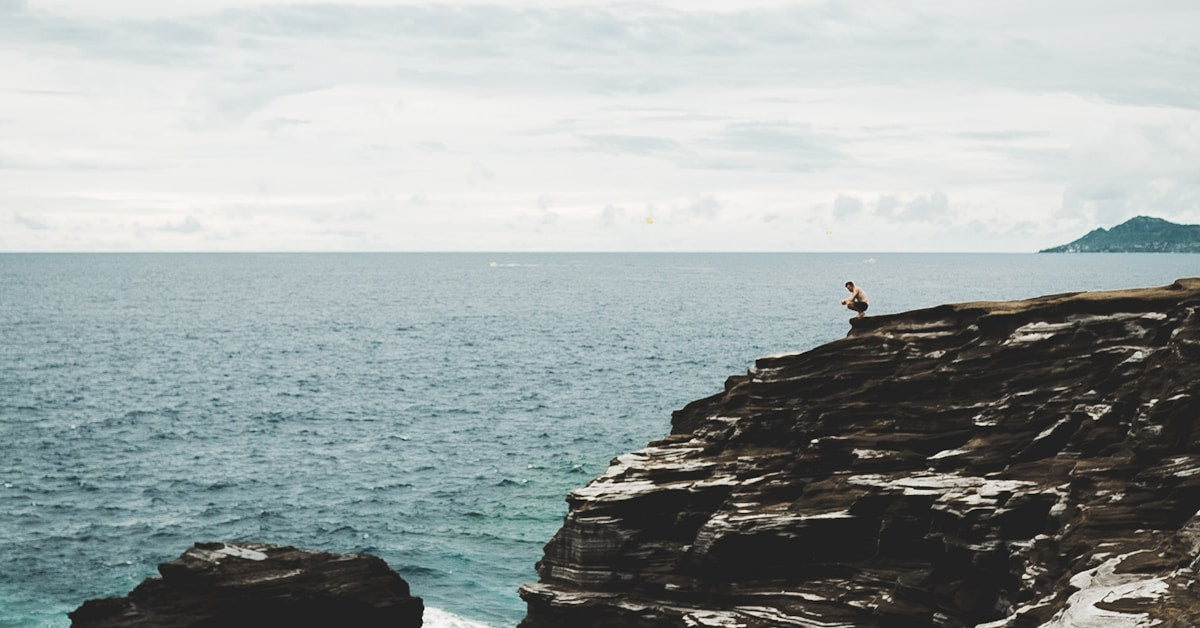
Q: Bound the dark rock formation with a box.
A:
[70,542,423,627]
[1041,215,1200,252]
[520,278,1200,627]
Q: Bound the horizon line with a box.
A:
[0,249,1054,255]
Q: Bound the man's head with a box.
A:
[845,281,854,290]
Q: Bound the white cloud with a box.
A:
[833,194,863,219]
[12,213,50,230]
[901,191,950,222]
[159,215,203,234]
[2,0,1198,251]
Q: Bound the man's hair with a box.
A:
[845,281,854,287]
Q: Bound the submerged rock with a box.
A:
[70,542,423,627]
[520,278,1200,627]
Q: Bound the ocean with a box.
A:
[2,252,1197,627]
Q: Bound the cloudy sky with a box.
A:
[2,0,1198,251]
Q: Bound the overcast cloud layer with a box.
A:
[2,0,1198,251]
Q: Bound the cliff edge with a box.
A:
[520,278,1200,627]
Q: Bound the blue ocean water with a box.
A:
[1,252,1197,627]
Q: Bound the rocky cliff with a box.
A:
[520,278,1200,627]
[70,542,423,627]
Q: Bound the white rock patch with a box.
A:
[1041,552,1169,627]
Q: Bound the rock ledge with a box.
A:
[521,278,1200,627]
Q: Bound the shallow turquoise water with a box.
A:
[1,253,1197,626]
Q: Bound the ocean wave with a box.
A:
[487,262,538,268]
[424,606,495,628]
[390,563,443,577]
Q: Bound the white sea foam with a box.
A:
[424,607,495,628]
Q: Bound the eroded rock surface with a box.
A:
[71,542,423,627]
[520,278,1200,627]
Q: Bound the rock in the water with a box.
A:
[520,278,1200,627]
[70,542,423,627]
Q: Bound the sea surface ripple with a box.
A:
[1,252,1197,626]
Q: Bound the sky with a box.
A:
[1,0,1198,252]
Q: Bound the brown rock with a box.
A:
[71,542,423,627]
[521,278,1200,627]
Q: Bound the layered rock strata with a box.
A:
[71,542,423,627]
[520,278,1200,627]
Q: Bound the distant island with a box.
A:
[1041,215,1200,252]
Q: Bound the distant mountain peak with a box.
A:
[1040,216,1200,253]
[1112,215,1172,232]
